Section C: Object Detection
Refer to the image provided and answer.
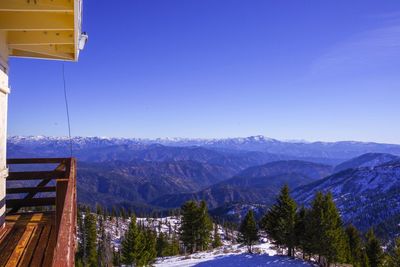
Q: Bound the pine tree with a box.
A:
[120,207,126,221]
[320,192,348,265]
[156,232,169,257]
[388,238,400,267]
[134,230,146,266]
[261,185,297,256]
[307,191,325,261]
[294,206,309,259]
[212,224,223,248]
[386,237,400,267]
[84,211,98,267]
[97,218,105,266]
[361,249,370,267]
[127,207,132,219]
[97,219,113,267]
[121,215,142,266]
[101,207,106,221]
[180,201,199,253]
[96,203,103,215]
[75,258,84,267]
[346,224,364,267]
[238,210,259,253]
[196,200,213,251]
[365,229,383,267]
[137,229,157,266]
[170,234,180,256]
[112,248,121,267]
[179,200,213,253]
[111,206,117,220]
[76,207,85,265]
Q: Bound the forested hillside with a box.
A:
[8,137,400,242]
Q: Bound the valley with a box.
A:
[7,135,400,241]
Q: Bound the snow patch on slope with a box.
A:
[155,243,315,267]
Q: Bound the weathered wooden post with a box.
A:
[0,30,9,229]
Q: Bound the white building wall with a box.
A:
[0,31,9,228]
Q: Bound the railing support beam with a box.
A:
[55,179,68,235]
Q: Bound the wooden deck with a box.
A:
[0,212,56,267]
[0,158,77,267]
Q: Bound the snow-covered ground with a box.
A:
[98,215,315,266]
[155,242,315,267]
[102,216,182,249]
[102,216,235,250]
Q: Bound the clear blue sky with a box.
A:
[7,1,400,143]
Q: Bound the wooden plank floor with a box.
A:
[0,212,56,267]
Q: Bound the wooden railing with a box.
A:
[6,158,77,267]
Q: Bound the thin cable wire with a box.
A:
[62,63,73,157]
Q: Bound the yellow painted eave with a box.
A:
[0,0,81,62]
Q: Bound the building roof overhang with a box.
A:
[0,0,84,61]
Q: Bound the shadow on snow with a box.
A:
[193,254,314,266]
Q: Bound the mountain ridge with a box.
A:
[151,160,333,209]
[293,159,400,240]
[9,135,400,163]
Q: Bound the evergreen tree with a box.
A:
[97,218,105,266]
[76,207,85,266]
[120,207,126,221]
[320,192,348,265]
[238,210,259,253]
[75,258,84,267]
[96,203,103,215]
[127,207,132,219]
[137,229,157,266]
[346,224,364,267]
[112,248,120,267]
[388,238,400,267]
[196,200,213,251]
[156,232,170,257]
[84,211,98,267]
[261,185,297,256]
[212,224,223,248]
[168,222,172,237]
[121,215,142,266]
[307,191,326,261]
[180,200,213,253]
[365,229,383,267]
[100,207,106,222]
[170,234,180,256]
[180,201,200,253]
[294,206,310,259]
[111,206,117,220]
[361,250,371,267]
[97,219,113,267]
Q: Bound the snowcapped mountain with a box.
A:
[8,136,400,241]
[8,135,400,162]
[6,135,280,151]
[293,158,400,240]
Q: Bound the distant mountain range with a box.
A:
[7,135,400,240]
[8,135,400,162]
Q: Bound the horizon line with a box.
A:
[6,134,400,146]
